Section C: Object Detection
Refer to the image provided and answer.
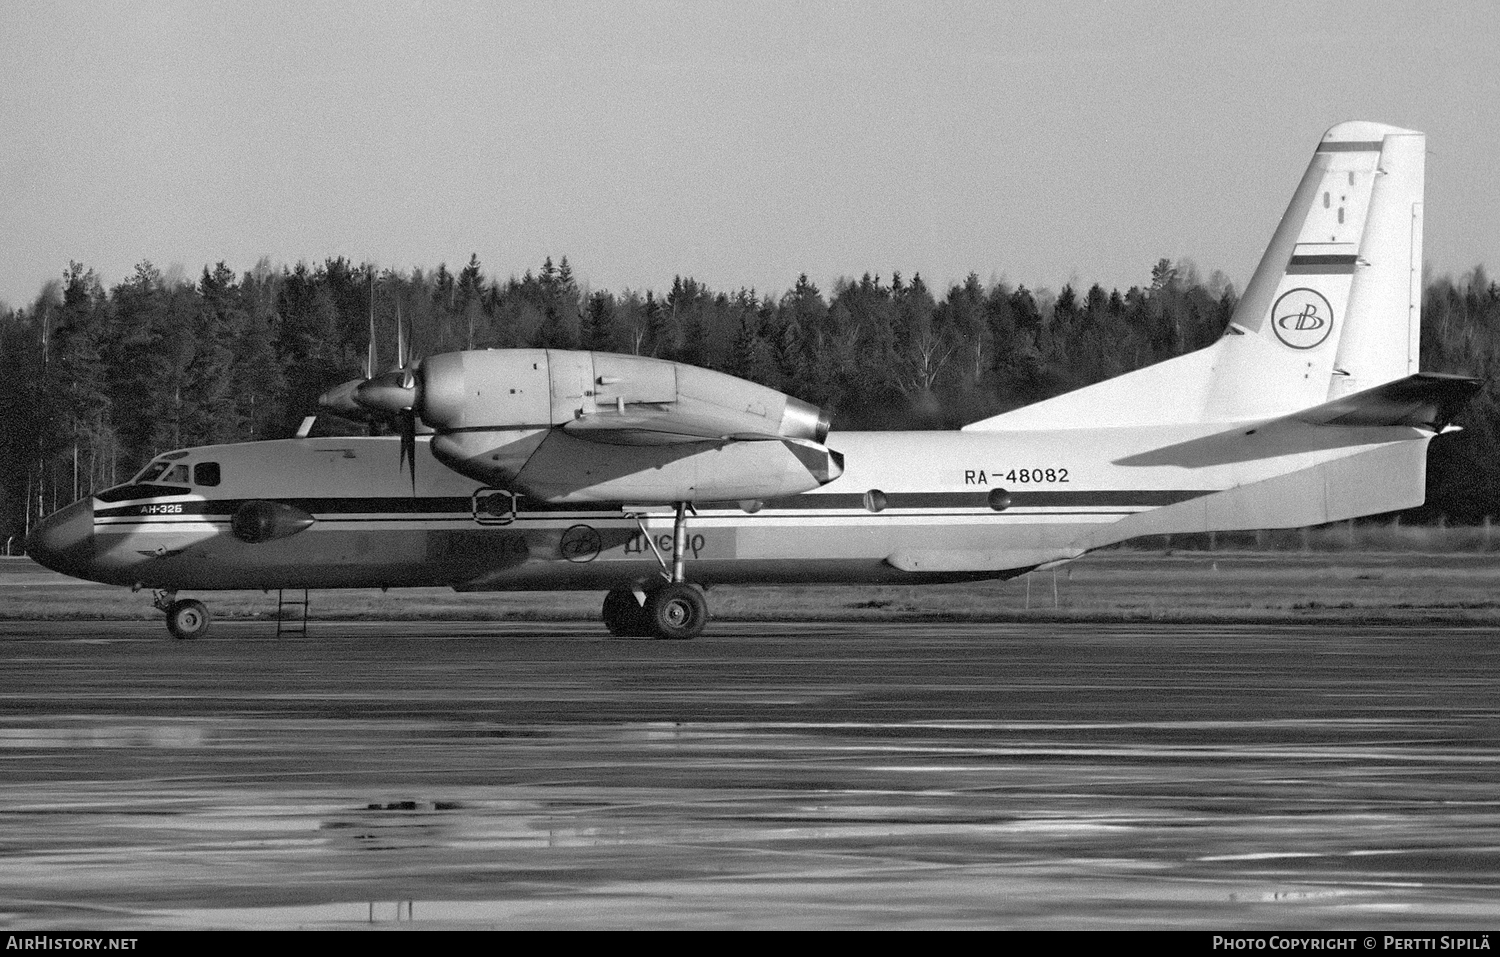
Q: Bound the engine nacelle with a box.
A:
[416,349,842,504]
[417,349,831,442]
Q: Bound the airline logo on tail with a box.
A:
[1272,288,1335,349]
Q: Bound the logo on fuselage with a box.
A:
[1271,287,1334,350]
[560,524,602,563]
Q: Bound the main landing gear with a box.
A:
[602,503,709,640]
[154,589,210,640]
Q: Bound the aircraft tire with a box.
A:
[645,583,707,641]
[602,587,650,638]
[166,599,210,641]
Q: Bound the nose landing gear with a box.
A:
[153,589,211,640]
[605,503,709,640]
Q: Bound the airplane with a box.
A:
[26,121,1481,641]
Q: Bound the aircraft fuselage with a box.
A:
[30,423,1425,596]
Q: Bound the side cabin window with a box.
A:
[194,462,221,487]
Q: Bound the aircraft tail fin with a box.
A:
[965,121,1426,432]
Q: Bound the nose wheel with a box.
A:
[605,503,709,640]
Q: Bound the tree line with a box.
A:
[1,254,1495,544]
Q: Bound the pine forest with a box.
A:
[2,254,1497,546]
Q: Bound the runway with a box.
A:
[2,619,1499,929]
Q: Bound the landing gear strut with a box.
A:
[154,589,210,640]
[605,503,709,640]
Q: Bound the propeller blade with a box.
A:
[366,312,378,382]
[366,283,378,380]
[396,299,409,371]
[399,408,417,494]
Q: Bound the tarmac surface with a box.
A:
[2,618,1499,930]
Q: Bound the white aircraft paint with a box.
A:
[26,122,1477,640]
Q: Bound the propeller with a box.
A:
[315,275,422,493]
[393,298,416,493]
[396,297,409,371]
[315,273,382,421]
[354,366,419,492]
[399,409,417,492]
[365,285,379,379]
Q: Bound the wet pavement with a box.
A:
[1,619,1498,929]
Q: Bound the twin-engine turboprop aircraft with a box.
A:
[27,121,1480,640]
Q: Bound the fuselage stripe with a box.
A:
[94,509,1146,530]
[92,488,1213,520]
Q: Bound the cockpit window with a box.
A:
[194,462,221,487]
[133,461,172,483]
[96,483,191,503]
[162,464,189,484]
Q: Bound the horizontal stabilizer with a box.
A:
[1292,372,1481,431]
[1115,373,1480,469]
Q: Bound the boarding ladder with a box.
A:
[276,589,310,638]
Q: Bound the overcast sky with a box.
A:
[2,0,1496,310]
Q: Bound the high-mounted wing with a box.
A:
[353,347,844,504]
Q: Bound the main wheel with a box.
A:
[166,599,210,640]
[602,587,649,637]
[645,582,708,640]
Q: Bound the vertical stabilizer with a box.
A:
[965,121,1427,432]
[1202,121,1420,420]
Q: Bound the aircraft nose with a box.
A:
[26,499,95,577]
